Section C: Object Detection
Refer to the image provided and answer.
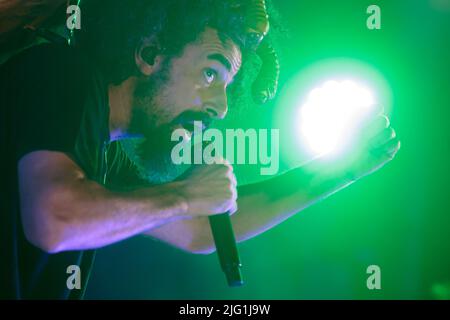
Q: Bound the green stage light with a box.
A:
[298,80,375,157]
[273,58,392,167]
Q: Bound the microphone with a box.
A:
[208,212,244,287]
[192,139,243,286]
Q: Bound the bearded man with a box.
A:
[0,0,399,299]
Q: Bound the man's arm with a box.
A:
[145,161,355,254]
[145,113,400,254]
[18,150,237,253]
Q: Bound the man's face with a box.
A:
[121,27,242,184]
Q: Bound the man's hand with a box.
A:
[175,159,238,218]
[347,111,401,180]
[143,110,400,254]
[18,151,190,253]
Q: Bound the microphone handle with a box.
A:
[195,140,243,286]
[208,213,244,287]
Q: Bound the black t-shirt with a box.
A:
[0,43,127,299]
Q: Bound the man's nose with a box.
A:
[202,87,228,120]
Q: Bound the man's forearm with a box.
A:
[145,161,356,254]
[231,162,356,243]
[25,177,188,253]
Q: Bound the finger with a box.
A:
[369,127,396,149]
[225,162,234,174]
[228,202,238,216]
[230,183,238,201]
[366,104,384,119]
[215,157,232,167]
[375,104,385,116]
[385,139,401,159]
[371,137,401,159]
[228,171,237,186]
[364,114,390,138]
[215,159,234,177]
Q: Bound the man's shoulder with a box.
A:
[4,42,84,69]
[1,43,107,164]
[1,43,91,89]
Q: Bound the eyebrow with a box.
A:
[207,53,232,72]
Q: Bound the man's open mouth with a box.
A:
[170,121,208,142]
[171,110,211,135]
[182,121,207,133]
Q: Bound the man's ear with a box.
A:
[135,43,163,76]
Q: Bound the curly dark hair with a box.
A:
[74,0,284,109]
[76,1,233,81]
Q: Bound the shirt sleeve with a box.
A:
[5,43,87,161]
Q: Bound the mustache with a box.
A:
[170,110,213,129]
[137,109,212,152]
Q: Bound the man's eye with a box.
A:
[203,68,217,85]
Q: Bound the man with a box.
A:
[0,0,400,299]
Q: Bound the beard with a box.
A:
[119,115,190,185]
[119,62,190,185]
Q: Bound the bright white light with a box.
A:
[298,80,375,157]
